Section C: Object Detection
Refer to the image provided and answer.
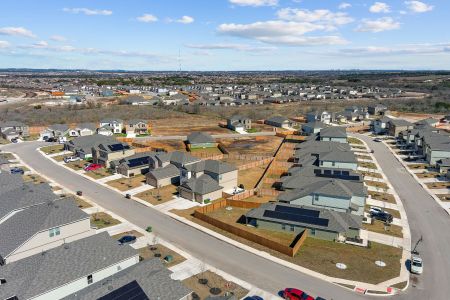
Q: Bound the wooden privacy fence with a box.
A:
[238,157,273,171]
[194,200,307,257]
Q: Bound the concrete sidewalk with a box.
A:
[97,173,123,184]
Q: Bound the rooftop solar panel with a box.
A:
[128,157,149,168]
[97,280,149,300]
[275,205,320,218]
[108,144,125,152]
[263,210,329,227]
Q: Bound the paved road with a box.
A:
[354,134,450,300]
[133,131,276,141]
[5,139,450,300]
[3,141,371,300]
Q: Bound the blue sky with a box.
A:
[0,0,448,70]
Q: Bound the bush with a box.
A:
[203,199,211,204]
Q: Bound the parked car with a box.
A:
[10,167,24,175]
[118,235,137,245]
[315,297,327,300]
[76,191,83,196]
[373,138,382,142]
[46,137,57,142]
[11,138,18,143]
[411,256,423,274]
[283,288,314,300]
[84,163,102,171]
[369,206,385,215]
[371,211,393,223]
[64,156,80,163]
[244,296,264,300]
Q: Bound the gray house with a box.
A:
[64,134,117,159]
[0,121,29,140]
[227,115,252,131]
[186,132,215,149]
[245,202,362,242]
[319,127,347,143]
[265,116,293,129]
[114,151,154,177]
[302,121,326,135]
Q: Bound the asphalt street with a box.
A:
[3,139,450,300]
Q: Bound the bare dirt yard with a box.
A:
[219,136,283,155]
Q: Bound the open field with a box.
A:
[106,174,146,191]
[138,244,186,268]
[183,271,249,300]
[238,163,270,189]
[90,212,121,229]
[219,136,283,155]
[135,185,177,205]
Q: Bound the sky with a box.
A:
[0,0,448,70]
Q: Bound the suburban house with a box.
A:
[387,119,414,137]
[368,104,388,116]
[0,121,29,140]
[422,133,450,165]
[318,127,347,143]
[284,165,362,182]
[277,177,367,216]
[40,124,70,139]
[306,111,332,124]
[245,202,362,242]
[437,158,450,174]
[186,132,216,149]
[0,198,93,265]
[415,117,439,128]
[319,151,358,170]
[265,116,293,129]
[178,160,238,203]
[302,121,326,135]
[372,116,392,135]
[92,141,135,168]
[125,119,149,136]
[227,115,252,132]
[63,259,192,300]
[113,151,154,177]
[64,134,117,160]
[0,233,139,300]
[99,118,124,134]
[68,123,96,137]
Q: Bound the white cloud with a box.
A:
[137,14,158,23]
[63,8,112,16]
[338,3,352,10]
[229,0,278,7]
[369,2,391,13]
[218,21,348,46]
[0,41,10,49]
[404,1,434,13]
[356,17,400,33]
[276,8,354,26]
[50,35,67,42]
[185,43,276,52]
[0,27,36,38]
[176,16,195,24]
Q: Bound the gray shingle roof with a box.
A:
[0,232,138,300]
[184,160,237,175]
[320,151,357,164]
[0,198,90,260]
[147,164,180,180]
[65,134,117,153]
[320,127,347,139]
[168,151,201,166]
[187,132,215,144]
[180,174,222,195]
[63,259,191,300]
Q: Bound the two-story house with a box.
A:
[92,141,135,168]
[99,118,124,134]
[125,119,149,136]
[0,121,29,140]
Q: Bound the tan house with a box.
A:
[92,141,135,168]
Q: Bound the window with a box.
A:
[49,227,60,237]
[87,274,93,285]
[281,224,286,230]
[320,161,324,166]
[290,225,295,232]
[314,194,319,201]
[332,162,336,167]
[310,229,316,235]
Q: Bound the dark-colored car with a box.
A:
[371,211,393,223]
[10,167,24,175]
[315,297,327,300]
[373,138,382,142]
[283,288,314,300]
[244,296,264,300]
[47,137,57,142]
[118,235,137,245]
[76,191,83,196]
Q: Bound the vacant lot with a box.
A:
[363,220,403,238]
[426,182,450,189]
[219,136,283,155]
[183,271,249,300]
[238,163,270,189]
[41,145,64,155]
[369,191,396,204]
[135,185,178,205]
[107,175,146,191]
[138,244,186,268]
[90,212,121,229]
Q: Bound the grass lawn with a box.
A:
[0,138,10,145]
[426,182,450,189]
[52,154,67,162]
[74,196,92,209]
[0,152,15,160]
[106,175,146,191]
[357,155,373,160]
[190,147,223,156]
[363,220,403,238]
[66,160,88,171]
[360,171,383,179]
[358,162,378,170]
[135,185,178,205]
[182,271,249,300]
[23,173,47,184]
[369,191,396,204]
[294,238,402,284]
[40,145,64,155]
[365,205,401,219]
[352,145,367,150]
[90,212,121,229]
[138,244,186,268]
[238,163,269,189]
[111,230,144,240]
[365,180,389,190]
[348,137,363,145]
[408,163,428,170]
[416,172,441,179]
[436,194,450,201]
[85,168,113,179]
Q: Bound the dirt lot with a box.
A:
[238,163,270,189]
[138,244,186,268]
[135,185,178,205]
[152,124,233,136]
[219,136,283,155]
[106,175,146,191]
[183,271,249,300]
[135,140,187,152]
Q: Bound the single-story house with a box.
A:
[265,116,293,129]
[302,121,326,135]
[319,127,347,143]
[186,132,216,149]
